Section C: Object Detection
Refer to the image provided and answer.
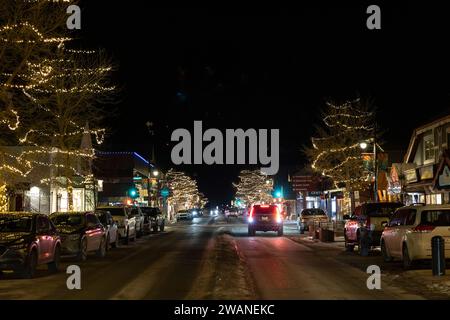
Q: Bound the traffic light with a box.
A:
[128,187,138,198]
[274,188,283,199]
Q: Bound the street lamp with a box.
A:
[359,142,368,150]
[152,170,159,177]
[360,139,378,202]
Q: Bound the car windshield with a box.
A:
[141,207,160,216]
[95,211,108,224]
[365,203,402,216]
[421,210,450,226]
[302,209,326,216]
[0,215,32,233]
[51,214,84,227]
[101,207,125,216]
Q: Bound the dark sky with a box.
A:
[79,2,450,205]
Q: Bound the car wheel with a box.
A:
[23,249,38,279]
[47,245,61,273]
[248,226,253,236]
[277,227,284,236]
[152,224,158,232]
[381,241,393,262]
[131,229,136,242]
[402,244,413,269]
[159,222,165,232]
[96,237,107,258]
[77,238,88,261]
[111,233,119,248]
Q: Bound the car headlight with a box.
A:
[248,217,254,223]
[192,211,197,216]
[276,217,282,223]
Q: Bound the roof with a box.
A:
[405,114,450,163]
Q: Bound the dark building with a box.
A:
[94,151,155,205]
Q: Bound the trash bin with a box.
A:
[432,236,445,276]
[319,228,334,242]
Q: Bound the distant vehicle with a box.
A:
[140,207,165,232]
[247,204,283,236]
[50,212,107,261]
[0,212,61,278]
[190,208,203,217]
[297,208,329,233]
[344,202,403,255]
[95,209,119,250]
[177,210,193,220]
[381,205,450,269]
[96,206,137,244]
[225,207,239,219]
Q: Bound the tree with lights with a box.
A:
[233,169,273,206]
[0,0,115,211]
[304,98,376,213]
[165,169,203,212]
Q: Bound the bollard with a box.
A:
[432,236,445,276]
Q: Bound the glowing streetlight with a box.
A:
[152,170,159,177]
[359,142,368,150]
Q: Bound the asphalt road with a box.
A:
[0,215,435,299]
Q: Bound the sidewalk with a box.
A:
[288,233,450,298]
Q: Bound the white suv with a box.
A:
[381,204,450,268]
[97,206,137,244]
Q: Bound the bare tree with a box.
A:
[304,98,376,212]
[233,169,273,206]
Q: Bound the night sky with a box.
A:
[79,3,450,205]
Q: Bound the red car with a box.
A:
[0,212,61,278]
[247,204,283,236]
[344,202,403,255]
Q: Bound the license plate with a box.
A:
[261,216,268,221]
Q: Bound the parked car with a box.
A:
[381,204,450,268]
[248,204,283,236]
[95,209,119,250]
[297,208,329,233]
[177,210,193,220]
[97,206,136,244]
[344,202,403,255]
[130,206,144,238]
[140,207,165,232]
[0,212,61,278]
[50,212,107,261]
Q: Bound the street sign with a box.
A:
[161,187,170,198]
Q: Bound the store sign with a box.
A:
[404,168,417,183]
[438,165,450,188]
[420,165,433,180]
[291,175,321,193]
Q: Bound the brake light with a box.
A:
[260,205,270,208]
[412,225,435,233]
[248,206,254,223]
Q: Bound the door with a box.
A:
[86,214,102,251]
[35,216,52,263]
[389,209,410,257]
